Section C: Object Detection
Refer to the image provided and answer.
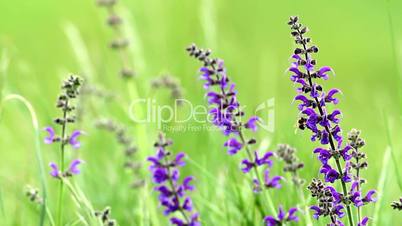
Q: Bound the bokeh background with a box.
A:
[0,0,401,225]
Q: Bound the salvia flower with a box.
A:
[186,43,280,189]
[288,16,376,225]
[187,44,295,221]
[147,133,200,226]
[49,159,83,178]
[44,75,84,180]
[264,206,299,226]
[308,179,345,221]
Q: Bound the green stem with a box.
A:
[355,155,361,223]
[296,28,354,226]
[293,172,313,226]
[238,131,277,216]
[163,156,190,223]
[57,100,69,226]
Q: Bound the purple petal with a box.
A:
[44,127,56,144]
[69,159,83,175]
[244,116,259,132]
[69,130,83,149]
[49,162,60,178]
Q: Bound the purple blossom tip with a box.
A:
[44,127,56,144]
[224,138,243,155]
[69,130,83,149]
[49,162,60,178]
[264,206,298,226]
[244,116,259,132]
[69,159,84,175]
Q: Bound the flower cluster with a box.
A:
[95,118,144,188]
[151,74,184,105]
[186,44,280,188]
[97,0,134,78]
[147,133,200,226]
[287,16,375,225]
[275,144,305,186]
[264,206,298,226]
[44,75,84,179]
[187,44,298,224]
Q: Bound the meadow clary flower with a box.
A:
[69,130,83,149]
[187,44,286,221]
[45,75,85,180]
[147,133,200,226]
[264,206,298,226]
[288,16,376,225]
[44,127,56,144]
[49,159,83,178]
[186,44,280,190]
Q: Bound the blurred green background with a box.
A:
[0,0,401,225]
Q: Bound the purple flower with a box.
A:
[49,162,60,178]
[263,170,283,189]
[317,66,333,80]
[48,159,83,178]
[325,88,341,104]
[264,206,298,226]
[310,205,321,219]
[288,16,376,225]
[44,127,56,144]
[358,217,369,226]
[244,116,259,132]
[362,190,376,203]
[69,130,83,149]
[313,147,332,164]
[320,164,339,183]
[224,138,243,155]
[148,133,200,225]
[255,151,273,167]
[68,159,83,175]
[241,158,254,174]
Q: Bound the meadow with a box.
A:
[0,0,401,225]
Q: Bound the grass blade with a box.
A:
[372,146,391,225]
[1,94,47,226]
[64,22,95,81]
[383,111,402,192]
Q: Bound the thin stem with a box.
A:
[355,148,361,223]
[210,62,277,216]
[238,130,277,216]
[293,172,313,226]
[57,100,69,226]
[106,6,132,72]
[297,29,354,226]
[163,157,190,223]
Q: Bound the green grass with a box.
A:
[0,0,401,225]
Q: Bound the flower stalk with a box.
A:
[287,16,376,226]
[43,75,84,226]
